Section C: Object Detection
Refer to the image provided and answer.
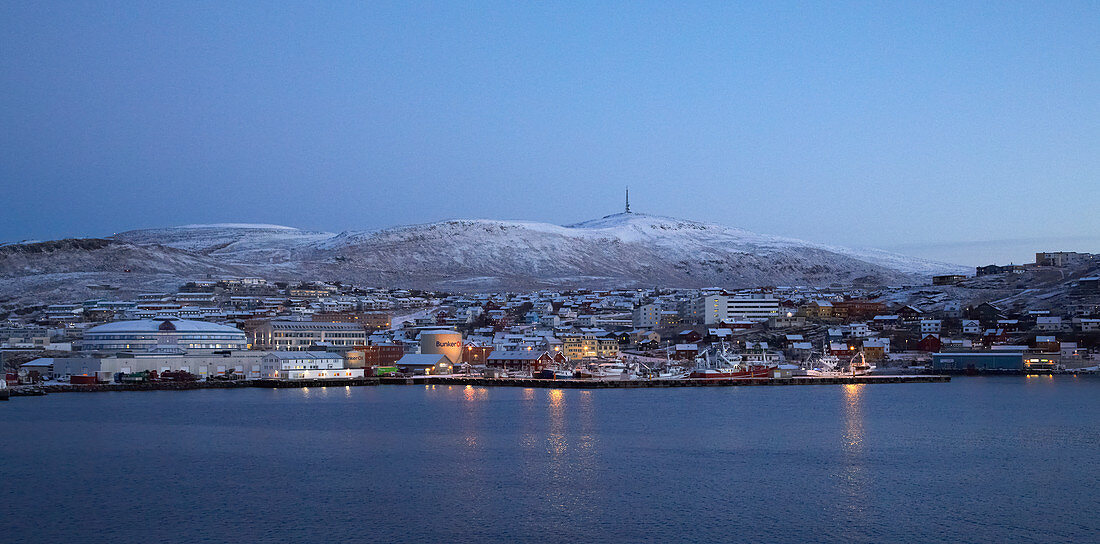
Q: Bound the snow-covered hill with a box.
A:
[114,224,332,264]
[296,213,963,290]
[0,238,250,307]
[0,213,966,305]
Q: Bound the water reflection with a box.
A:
[462,384,488,403]
[578,390,596,455]
[843,384,864,450]
[547,389,567,457]
[841,384,868,518]
[521,388,538,449]
[460,385,488,449]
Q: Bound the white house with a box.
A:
[1036,316,1063,332]
[962,320,981,335]
[920,319,942,334]
[848,322,871,337]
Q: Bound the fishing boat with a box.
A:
[848,350,876,376]
[688,365,774,379]
[689,342,778,379]
[576,360,638,380]
[797,345,844,377]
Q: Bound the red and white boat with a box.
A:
[688,342,780,379]
[688,364,775,379]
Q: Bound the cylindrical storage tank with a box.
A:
[420,330,463,364]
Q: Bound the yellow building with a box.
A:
[561,334,620,360]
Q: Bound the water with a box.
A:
[3,377,1099,543]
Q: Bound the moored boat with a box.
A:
[688,365,774,379]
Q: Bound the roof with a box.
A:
[268,321,365,331]
[22,358,58,367]
[487,350,549,361]
[85,318,243,335]
[264,351,343,360]
[395,354,450,366]
[934,352,1023,357]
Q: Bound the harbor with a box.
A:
[7,373,948,396]
[385,374,949,387]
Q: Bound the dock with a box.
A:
[380,374,950,388]
[8,374,948,396]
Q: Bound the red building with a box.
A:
[486,350,553,371]
[462,345,495,365]
[917,335,942,353]
[348,344,406,366]
[833,300,887,320]
[313,311,391,331]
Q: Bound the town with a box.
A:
[3,249,1099,396]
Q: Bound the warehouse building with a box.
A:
[261,351,364,380]
[48,351,268,380]
[486,350,553,372]
[931,352,1024,372]
[394,354,453,375]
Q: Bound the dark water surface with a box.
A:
[3,377,1099,543]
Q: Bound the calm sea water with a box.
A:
[3,377,1099,543]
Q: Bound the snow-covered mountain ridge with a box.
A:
[0,213,966,305]
[120,212,963,284]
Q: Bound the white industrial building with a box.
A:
[49,351,268,380]
[79,317,248,353]
[261,351,365,380]
[692,294,780,324]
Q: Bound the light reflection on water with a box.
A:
[547,389,566,457]
[521,388,538,450]
[461,385,488,449]
[542,388,603,515]
[841,384,868,518]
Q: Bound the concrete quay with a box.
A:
[382,375,950,388]
[7,375,947,397]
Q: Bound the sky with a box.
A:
[1,1,1098,266]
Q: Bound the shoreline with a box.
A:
[8,374,949,396]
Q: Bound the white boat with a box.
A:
[798,346,846,376]
[587,361,638,380]
[655,368,690,380]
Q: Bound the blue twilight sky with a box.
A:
[1,2,1098,266]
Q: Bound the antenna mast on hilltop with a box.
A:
[625,186,631,213]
